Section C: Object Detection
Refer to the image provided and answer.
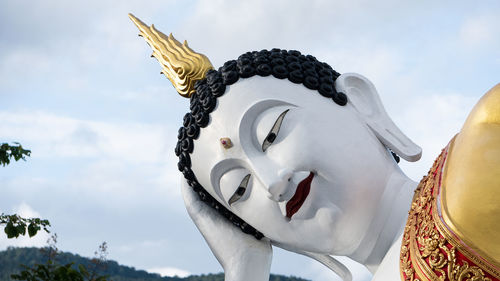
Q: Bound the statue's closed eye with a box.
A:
[262,109,290,152]
[228,174,251,206]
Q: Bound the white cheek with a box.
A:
[264,116,315,169]
[233,183,287,234]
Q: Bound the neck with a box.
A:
[348,168,417,274]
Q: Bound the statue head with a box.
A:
[130,14,422,258]
[184,71,423,255]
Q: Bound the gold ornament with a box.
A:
[129,13,214,98]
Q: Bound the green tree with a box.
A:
[1,142,109,281]
[1,142,50,239]
[11,235,109,281]
[0,214,50,239]
[0,142,31,166]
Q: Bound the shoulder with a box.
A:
[441,83,500,264]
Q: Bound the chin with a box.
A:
[275,206,348,254]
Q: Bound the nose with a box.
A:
[266,168,293,201]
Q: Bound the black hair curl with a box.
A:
[176,49,347,240]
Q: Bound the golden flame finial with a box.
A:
[129,13,214,98]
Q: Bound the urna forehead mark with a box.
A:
[220,137,233,149]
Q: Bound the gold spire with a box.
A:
[128,13,214,98]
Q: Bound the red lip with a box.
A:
[286,172,314,219]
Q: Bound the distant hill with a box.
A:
[0,247,310,281]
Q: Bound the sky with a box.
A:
[1,0,499,280]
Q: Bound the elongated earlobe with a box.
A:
[335,73,422,162]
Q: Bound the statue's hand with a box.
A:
[181,178,272,281]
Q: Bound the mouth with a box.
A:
[286,171,314,219]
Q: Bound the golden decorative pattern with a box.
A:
[400,143,500,281]
[129,14,214,98]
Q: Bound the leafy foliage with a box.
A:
[0,142,31,166]
[11,262,105,281]
[0,141,48,239]
[0,214,51,239]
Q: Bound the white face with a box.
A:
[190,76,397,255]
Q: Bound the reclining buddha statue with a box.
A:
[129,14,500,281]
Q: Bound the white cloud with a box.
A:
[319,45,405,84]
[398,93,477,180]
[0,48,53,78]
[182,0,355,65]
[147,266,191,278]
[459,14,500,50]
[14,202,41,218]
[0,111,172,163]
